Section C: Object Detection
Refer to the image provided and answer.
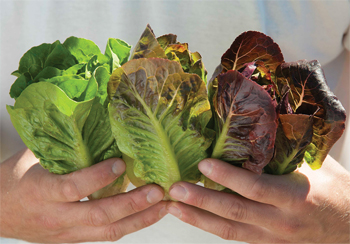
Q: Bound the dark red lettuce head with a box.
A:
[208,31,346,176]
[207,31,283,175]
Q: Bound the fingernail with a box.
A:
[199,160,213,176]
[167,206,182,218]
[169,185,188,201]
[159,207,167,219]
[112,160,124,176]
[147,187,163,204]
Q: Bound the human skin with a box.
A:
[0,148,166,243]
[167,156,350,243]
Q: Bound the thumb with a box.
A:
[41,158,126,202]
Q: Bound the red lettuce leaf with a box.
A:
[221,31,284,78]
[274,60,346,170]
[211,70,278,174]
[265,114,314,174]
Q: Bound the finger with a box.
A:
[55,202,167,243]
[63,184,164,227]
[37,158,126,202]
[199,158,307,206]
[166,201,279,243]
[169,182,281,228]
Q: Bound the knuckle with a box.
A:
[219,223,237,240]
[54,230,74,243]
[225,200,247,222]
[182,211,199,227]
[126,196,143,213]
[36,215,61,230]
[280,219,301,235]
[61,177,82,201]
[87,206,111,226]
[186,216,200,228]
[104,224,123,242]
[248,177,269,200]
[193,194,211,209]
[139,214,157,228]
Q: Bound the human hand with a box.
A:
[166,156,350,243]
[0,149,166,243]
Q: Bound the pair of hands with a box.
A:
[1,149,349,243]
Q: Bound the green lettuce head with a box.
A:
[7,37,132,199]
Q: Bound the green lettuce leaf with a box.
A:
[9,41,77,99]
[108,58,214,197]
[105,38,132,72]
[10,37,131,99]
[7,81,96,173]
[63,37,102,63]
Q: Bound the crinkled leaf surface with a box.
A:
[221,31,284,75]
[9,41,77,99]
[108,58,214,195]
[156,34,177,49]
[211,70,278,174]
[275,60,346,169]
[63,36,102,63]
[265,114,314,174]
[7,82,96,174]
[130,25,167,59]
[131,25,207,83]
[83,67,121,164]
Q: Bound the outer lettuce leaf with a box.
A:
[264,114,314,174]
[82,67,120,164]
[108,58,214,197]
[211,70,278,174]
[274,60,346,171]
[7,82,96,173]
[131,25,208,83]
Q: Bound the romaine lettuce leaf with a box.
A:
[210,70,278,174]
[272,60,346,172]
[108,58,214,197]
[7,81,97,173]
